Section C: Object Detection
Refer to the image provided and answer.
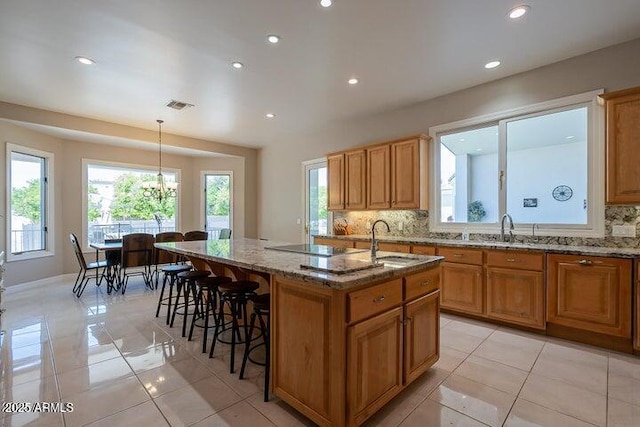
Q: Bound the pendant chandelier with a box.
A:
[142,119,178,201]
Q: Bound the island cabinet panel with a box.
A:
[603,87,640,204]
[348,307,403,426]
[345,150,367,210]
[636,259,640,352]
[314,237,355,248]
[348,279,403,324]
[367,144,391,209]
[547,254,632,338]
[354,240,371,249]
[404,267,440,301]
[404,290,439,384]
[271,277,346,427]
[328,153,345,210]
[486,267,545,329]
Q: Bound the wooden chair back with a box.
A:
[121,233,155,268]
[184,230,208,241]
[154,231,183,264]
[69,233,88,270]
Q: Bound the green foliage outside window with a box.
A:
[109,173,175,220]
[11,178,42,223]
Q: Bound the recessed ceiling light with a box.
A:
[267,35,280,44]
[348,78,359,85]
[484,60,501,69]
[320,0,332,7]
[232,61,244,69]
[459,138,465,142]
[266,113,276,118]
[508,5,530,19]
[566,135,575,139]
[75,56,95,65]
[476,148,483,152]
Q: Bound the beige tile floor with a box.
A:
[1,274,639,426]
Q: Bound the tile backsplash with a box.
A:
[334,206,640,248]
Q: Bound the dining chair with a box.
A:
[218,228,232,239]
[69,233,108,297]
[184,230,208,241]
[119,233,155,294]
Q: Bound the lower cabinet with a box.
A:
[547,254,632,338]
[440,262,484,314]
[636,260,640,352]
[404,290,440,383]
[348,307,403,426]
[486,250,545,329]
[486,267,544,329]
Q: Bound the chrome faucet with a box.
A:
[371,219,391,262]
[500,214,514,243]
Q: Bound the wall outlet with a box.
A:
[365,221,371,231]
[296,218,301,225]
[398,221,403,231]
[462,231,470,241]
[612,225,636,237]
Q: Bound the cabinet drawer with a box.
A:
[348,279,403,323]
[378,242,411,253]
[314,237,355,248]
[486,250,544,271]
[437,247,483,265]
[411,245,436,255]
[354,240,371,249]
[404,267,440,301]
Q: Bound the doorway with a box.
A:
[303,159,330,244]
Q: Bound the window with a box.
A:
[303,159,329,244]
[7,144,54,260]
[84,161,179,246]
[430,90,604,237]
[203,172,232,239]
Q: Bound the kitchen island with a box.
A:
[156,238,443,427]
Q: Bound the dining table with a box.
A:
[89,241,122,292]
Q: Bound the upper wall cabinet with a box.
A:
[327,153,345,210]
[345,149,367,210]
[328,135,430,211]
[603,87,640,204]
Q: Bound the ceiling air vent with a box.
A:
[165,99,195,110]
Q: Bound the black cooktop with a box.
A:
[265,244,368,257]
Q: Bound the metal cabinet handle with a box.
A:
[420,280,431,286]
[578,259,593,265]
[506,258,519,262]
[453,254,464,258]
[373,295,386,304]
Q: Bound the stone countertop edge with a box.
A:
[315,234,640,258]
[155,240,443,290]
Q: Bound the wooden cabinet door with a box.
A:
[636,259,640,351]
[547,254,632,337]
[486,267,545,329]
[390,139,420,209]
[404,290,439,385]
[440,262,484,314]
[604,87,640,204]
[345,149,367,210]
[378,242,411,253]
[367,144,391,209]
[348,307,403,426]
[327,153,345,210]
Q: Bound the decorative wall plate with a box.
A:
[552,185,573,201]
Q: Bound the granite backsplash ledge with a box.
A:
[334,206,640,248]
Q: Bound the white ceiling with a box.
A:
[1,0,640,150]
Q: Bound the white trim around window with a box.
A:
[6,143,55,262]
[428,89,605,238]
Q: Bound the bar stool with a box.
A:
[170,269,211,337]
[209,280,260,373]
[188,275,234,353]
[239,293,270,402]
[155,264,191,324]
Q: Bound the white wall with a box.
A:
[258,38,640,243]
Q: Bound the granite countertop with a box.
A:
[315,234,640,258]
[155,238,443,290]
